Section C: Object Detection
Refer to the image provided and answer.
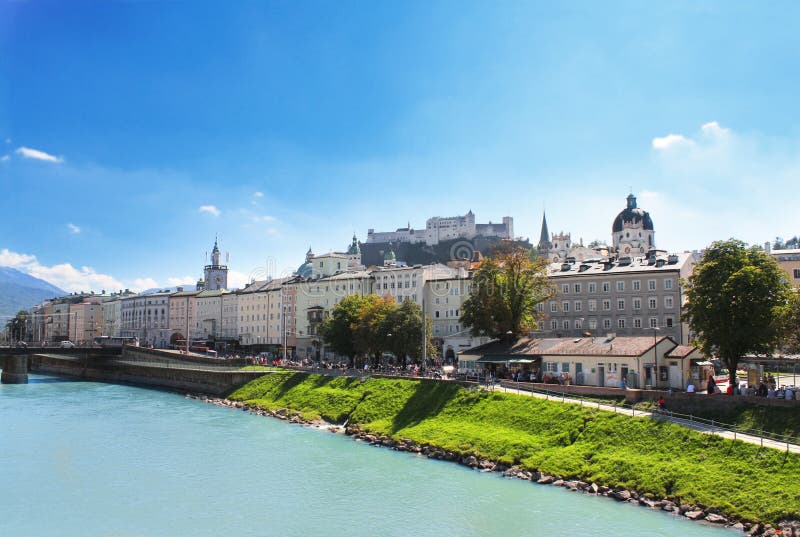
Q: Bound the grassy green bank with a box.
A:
[229,372,800,525]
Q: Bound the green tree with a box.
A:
[385,298,436,367]
[353,294,395,365]
[7,310,29,342]
[319,294,368,366]
[461,244,555,338]
[777,290,800,354]
[683,239,791,386]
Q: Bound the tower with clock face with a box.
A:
[612,194,655,255]
[202,237,229,290]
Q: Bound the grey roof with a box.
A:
[547,252,692,277]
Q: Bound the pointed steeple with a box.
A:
[539,212,551,246]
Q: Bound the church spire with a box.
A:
[539,211,551,246]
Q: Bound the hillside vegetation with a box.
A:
[229,372,800,525]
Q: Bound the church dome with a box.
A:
[347,234,360,255]
[295,261,313,278]
[612,194,653,233]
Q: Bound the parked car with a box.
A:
[59,341,76,349]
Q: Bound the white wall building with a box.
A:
[366,211,514,246]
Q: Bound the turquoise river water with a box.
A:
[0,375,734,536]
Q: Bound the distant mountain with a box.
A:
[0,267,66,320]
[139,284,197,295]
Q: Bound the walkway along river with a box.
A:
[0,375,736,537]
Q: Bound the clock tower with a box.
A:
[202,237,229,290]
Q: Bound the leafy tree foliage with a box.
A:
[777,290,800,354]
[320,294,435,367]
[385,299,436,365]
[461,244,554,338]
[353,294,396,365]
[683,239,791,385]
[319,294,368,365]
[5,310,29,341]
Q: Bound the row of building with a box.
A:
[23,195,800,362]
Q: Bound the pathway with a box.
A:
[494,382,800,454]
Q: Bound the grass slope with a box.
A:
[230,372,800,524]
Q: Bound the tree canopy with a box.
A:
[461,244,554,339]
[682,239,791,384]
[319,294,368,363]
[321,294,434,367]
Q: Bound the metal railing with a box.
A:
[495,379,800,452]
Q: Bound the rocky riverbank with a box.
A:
[188,392,798,536]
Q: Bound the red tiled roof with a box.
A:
[667,345,698,358]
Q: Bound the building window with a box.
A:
[616,281,625,292]
[648,297,657,309]
[550,320,558,330]
[617,299,625,310]
[794,268,800,279]
[602,299,611,311]
[665,317,674,328]
[664,296,674,309]
[562,284,569,294]
[648,280,656,291]
[562,362,570,373]
[562,320,570,330]
[574,301,582,312]
[618,318,626,328]
[664,279,673,290]
[602,282,610,293]
[588,299,597,312]
[550,301,557,313]
[649,318,658,328]
[575,319,583,329]
[562,301,570,312]
[574,283,582,293]
[537,303,545,312]
[634,318,642,328]
[632,280,641,291]
[589,319,597,329]
[588,282,596,293]
[633,297,642,310]
[603,318,611,329]
[545,362,558,372]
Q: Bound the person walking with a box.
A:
[707,375,716,395]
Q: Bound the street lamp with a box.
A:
[652,326,660,389]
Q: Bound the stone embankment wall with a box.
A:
[28,352,267,396]
[121,346,249,367]
[663,391,799,413]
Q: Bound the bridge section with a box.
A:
[0,348,122,384]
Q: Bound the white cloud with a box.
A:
[701,121,730,139]
[638,190,660,199]
[250,214,276,224]
[1,155,9,162]
[199,205,220,217]
[651,134,694,150]
[132,277,159,291]
[0,248,124,292]
[67,223,81,234]
[254,191,264,198]
[15,146,64,163]
[227,270,249,290]
[166,276,196,286]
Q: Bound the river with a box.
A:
[0,375,733,536]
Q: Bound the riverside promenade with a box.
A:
[494,381,800,454]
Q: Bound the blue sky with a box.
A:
[1,1,799,292]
